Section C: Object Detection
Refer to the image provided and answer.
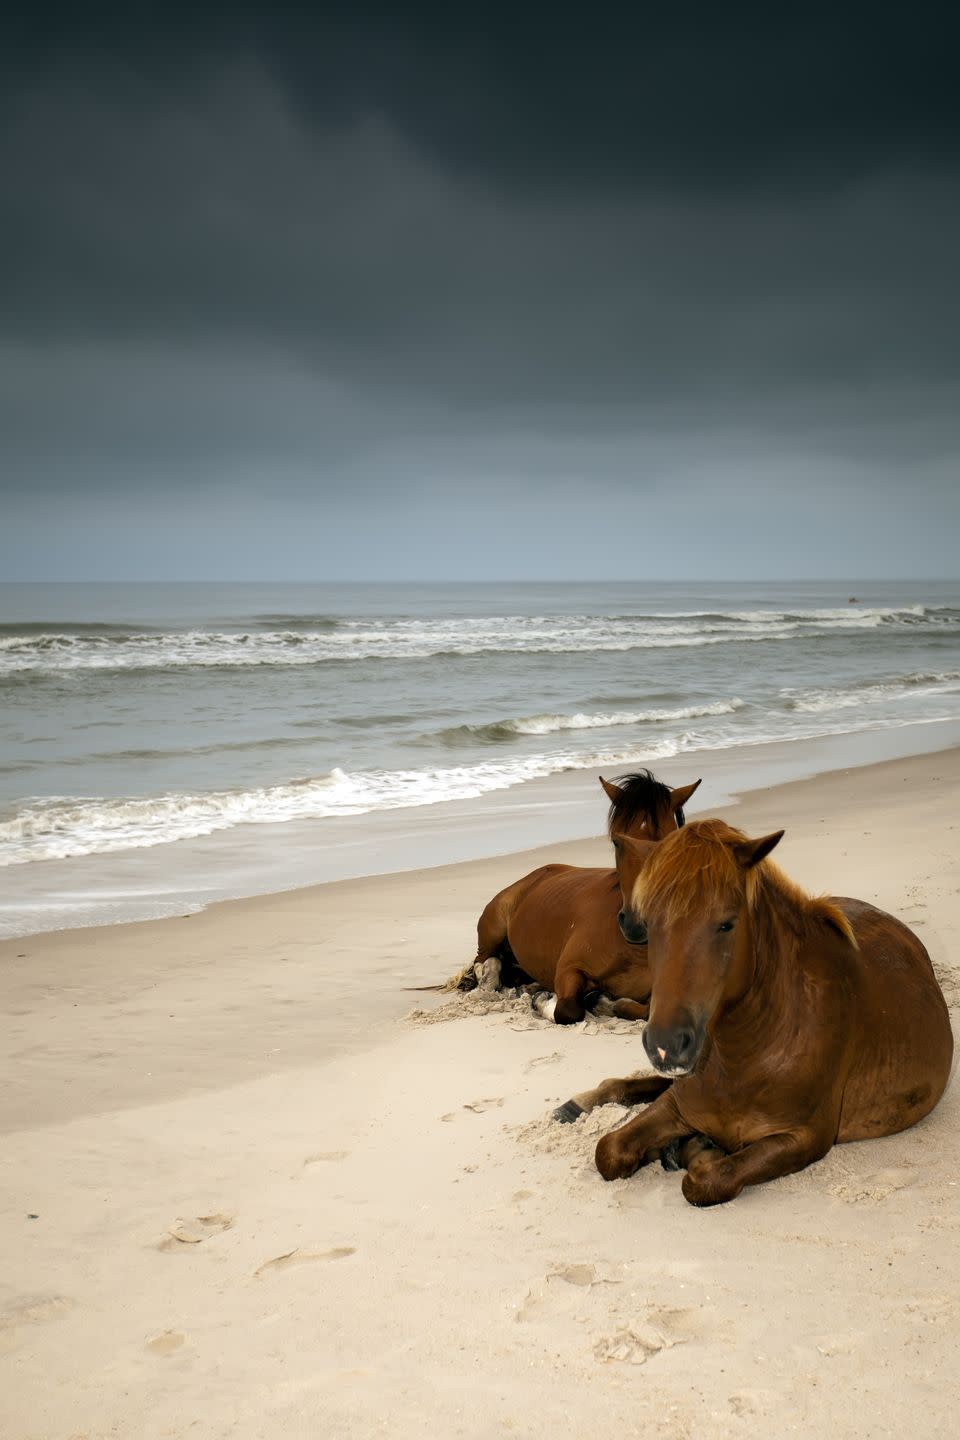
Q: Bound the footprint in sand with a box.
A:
[830,1166,916,1203]
[903,1295,957,1324]
[441,1098,505,1121]
[593,1303,700,1363]
[524,1052,563,1073]
[918,1211,960,1233]
[728,1390,781,1418]
[0,1293,74,1338]
[593,1328,673,1365]
[146,1330,186,1356]
[553,1263,599,1287]
[254,1246,356,1278]
[159,1213,234,1250]
[515,1263,623,1321]
[644,1303,702,1338]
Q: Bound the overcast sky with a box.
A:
[2,3,959,581]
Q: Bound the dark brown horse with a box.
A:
[470,771,701,1025]
[569,818,953,1205]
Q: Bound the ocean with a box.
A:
[2,579,959,935]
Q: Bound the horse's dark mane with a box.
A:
[606,769,682,839]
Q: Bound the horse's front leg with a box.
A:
[587,994,650,1021]
[610,997,649,1021]
[681,1127,832,1208]
[595,1090,689,1180]
[553,1073,671,1123]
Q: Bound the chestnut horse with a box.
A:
[569,818,952,1206]
[470,771,701,1025]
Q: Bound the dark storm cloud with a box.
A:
[2,3,959,576]
[7,3,960,190]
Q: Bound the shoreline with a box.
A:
[4,714,960,941]
[2,742,959,1438]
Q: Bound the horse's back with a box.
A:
[486,865,619,988]
[476,864,585,964]
[838,897,946,997]
[480,862,577,916]
[832,898,953,1139]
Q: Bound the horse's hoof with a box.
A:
[530,991,557,1021]
[477,958,502,991]
[681,1150,734,1207]
[659,1139,682,1171]
[553,1100,584,1124]
[595,1135,637,1181]
[554,1002,585,1026]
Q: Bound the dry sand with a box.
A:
[1,748,959,1439]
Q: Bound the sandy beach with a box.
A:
[2,747,959,1439]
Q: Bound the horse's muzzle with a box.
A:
[643,1018,703,1075]
[617,910,648,946]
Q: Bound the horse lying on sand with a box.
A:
[558,818,953,1205]
[466,771,701,1024]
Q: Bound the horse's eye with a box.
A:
[717,919,735,933]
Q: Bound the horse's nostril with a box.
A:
[676,1028,695,1059]
[618,911,647,944]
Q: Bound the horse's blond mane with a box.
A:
[634,818,857,947]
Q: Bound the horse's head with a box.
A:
[616,819,784,1075]
[611,828,653,944]
[600,771,701,843]
[605,772,701,946]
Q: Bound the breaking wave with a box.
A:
[1,604,955,674]
[0,747,685,865]
[3,699,956,866]
[434,699,745,744]
[784,671,960,714]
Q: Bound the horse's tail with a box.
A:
[403,966,476,994]
[405,894,513,996]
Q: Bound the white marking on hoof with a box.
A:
[478,957,502,991]
[531,992,557,1021]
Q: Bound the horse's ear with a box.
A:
[670,778,701,812]
[612,832,657,866]
[599,776,623,803]
[733,830,784,870]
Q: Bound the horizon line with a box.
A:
[1,576,957,587]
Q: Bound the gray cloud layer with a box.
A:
[2,6,959,578]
